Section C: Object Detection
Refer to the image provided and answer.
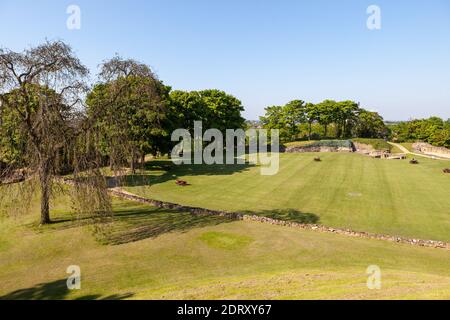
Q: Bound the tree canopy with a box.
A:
[260,99,389,142]
[86,57,169,172]
[168,89,246,133]
[390,117,450,148]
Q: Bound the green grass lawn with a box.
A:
[0,194,449,300]
[1,153,450,300]
[400,143,415,153]
[390,144,404,154]
[125,153,450,242]
[284,140,318,148]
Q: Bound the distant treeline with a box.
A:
[259,100,389,142]
[389,117,450,148]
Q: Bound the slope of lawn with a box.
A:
[400,142,415,153]
[124,153,450,242]
[0,193,450,300]
[352,138,392,152]
[284,140,319,148]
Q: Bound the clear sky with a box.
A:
[1,0,449,120]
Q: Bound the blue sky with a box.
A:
[1,0,449,120]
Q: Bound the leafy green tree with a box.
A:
[352,109,389,138]
[259,105,286,138]
[316,100,336,137]
[168,90,208,133]
[87,57,168,173]
[169,89,245,133]
[262,98,389,141]
[335,100,359,138]
[390,117,450,148]
[282,100,306,141]
[0,93,26,165]
[260,101,305,142]
[305,103,319,140]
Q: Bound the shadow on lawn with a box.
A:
[46,204,235,245]
[109,160,256,188]
[106,206,234,245]
[0,279,134,300]
[241,208,320,224]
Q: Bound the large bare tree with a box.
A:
[0,41,109,225]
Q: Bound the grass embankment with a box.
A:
[125,153,450,242]
[284,140,351,149]
[284,140,318,148]
[352,138,394,152]
[285,139,404,153]
[400,143,415,153]
[0,191,449,299]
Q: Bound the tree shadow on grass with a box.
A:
[105,206,235,245]
[43,203,235,245]
[110,160,256,188]
[241,208,320,224]
[0,279,133,300]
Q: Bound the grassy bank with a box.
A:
[125,153,450,242]
[0,196,449,299]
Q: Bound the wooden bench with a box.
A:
[175,179,188,186]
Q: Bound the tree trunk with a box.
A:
[130,151,136,175]
[324,124,328,138]
[308,122,312,140]
[39,161,51,225]
[141,153,146,167]
[336,123,342,138]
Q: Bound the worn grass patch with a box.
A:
[198,231,253,250]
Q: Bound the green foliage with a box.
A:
[0,96,25,165]
[260,99,389,142]
[352,110,390,139]
[390,117,450,148]
[168,89,246,134]
[0,84,69,168]
[259,100,306,142]
[86,75,169,165]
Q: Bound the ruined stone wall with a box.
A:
[107,186,449,250]
[353,142,375,153]
[413,142,450,159]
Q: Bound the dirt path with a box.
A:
[388,142,450,161]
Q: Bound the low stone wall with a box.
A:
[108,187,450,250]
[285,146,353,153]
[413,142,450,159]
[0,168,28,185]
